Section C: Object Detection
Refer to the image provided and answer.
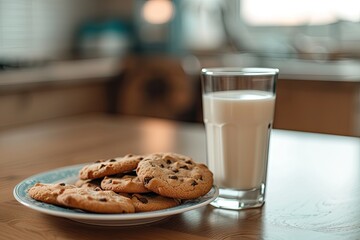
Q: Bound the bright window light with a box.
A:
[241,0,360,26]
[142,0,174,24]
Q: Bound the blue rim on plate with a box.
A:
[13,164,218,226]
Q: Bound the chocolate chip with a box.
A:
[160,164,165,168]
[180,165,189,170]
[185,160,193,164]
[191,180,198,186]
[200,176,203,181]
[134,194,149,204]
[173,169,179,173]
[59,183,65,186]
[139,157,144,160]
[94,187,102,191]
[109,159,116,162]
[108,179,112,183]
[139,197,148,204]
[99,198,107,202]
[143,176,153,184]
[127,154,133,157]
[95,160,102,163]
[99,164,106,169]
[169,175,178,180]
[166,159,172,164]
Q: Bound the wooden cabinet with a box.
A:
[0,83,107,128]
[274,79,360,137]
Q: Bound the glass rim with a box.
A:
[201,67,279,76]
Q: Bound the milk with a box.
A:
[203,90,275,190]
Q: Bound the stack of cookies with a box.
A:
[28,152,213,213]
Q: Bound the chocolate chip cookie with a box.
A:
[101,172,150,193]
[79,154,143,180]
[136,152,213,199]
[28,182,76,206]
[57,188,135,213]
[130,193,180,212]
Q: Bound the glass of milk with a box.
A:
[201,68,278,210]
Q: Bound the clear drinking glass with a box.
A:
[201,68,278,210]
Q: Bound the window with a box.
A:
[225,0,360,59]
[241,0,360,26]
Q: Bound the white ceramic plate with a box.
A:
[13,164,218,226]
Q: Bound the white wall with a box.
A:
[0,0,132,61]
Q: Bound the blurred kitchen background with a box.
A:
[0,0,360,136]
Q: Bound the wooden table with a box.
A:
[1,114,360,239]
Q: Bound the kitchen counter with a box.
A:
[0,57,120,91]
[221,54,360,82]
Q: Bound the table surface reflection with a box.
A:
[1,114,359,240]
